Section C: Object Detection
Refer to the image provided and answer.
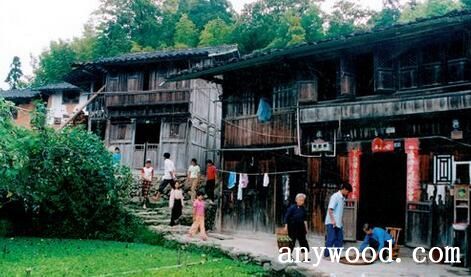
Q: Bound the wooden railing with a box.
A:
[224,112,297,147]
[105,89,190,107]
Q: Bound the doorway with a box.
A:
[358,153,407,242]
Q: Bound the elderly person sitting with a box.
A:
[284,193,309,255]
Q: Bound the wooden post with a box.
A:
[131,118,137,168]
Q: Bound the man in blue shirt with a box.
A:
[324,183,352,257]
[359,223,394,253]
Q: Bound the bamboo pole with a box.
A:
[59,85,106,130]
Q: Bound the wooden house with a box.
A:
[170,10,471,247]
[65,45,239,173]
[34,82,89,128]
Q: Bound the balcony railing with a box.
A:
[105,89,190,108]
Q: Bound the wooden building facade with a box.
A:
[66,45,239,173]
[171,11,471,247]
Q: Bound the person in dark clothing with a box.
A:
[284,193,309,257]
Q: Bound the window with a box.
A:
[273,84,296,111]
[375,50,395,92]
[297,80,318,103]
[54,117,62,125]
[399,51,418,89]
[62,91,80,104]
[421,45,443,86]
[169,123,180,138]
[110,124,129,141]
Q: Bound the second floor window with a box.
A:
[62,92,80,104]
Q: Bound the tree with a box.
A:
[199,18,233,46]
[4,56,25,89]
[179,0,234,29]
[267,11,307,48]
[370,0,401,28]
[399,0,462,23]
[326,0,374,38]
[301,4,324,42]
[173,14,199,48]
[33,40,77,86]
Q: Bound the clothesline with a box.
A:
[218,169,306,176]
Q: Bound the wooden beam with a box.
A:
[59,85,106,130]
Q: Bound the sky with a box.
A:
[0,0,386,90]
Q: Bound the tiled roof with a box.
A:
[0,89,39,100]
[33,82,80,91]
[80,44,239,66]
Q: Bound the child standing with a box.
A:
[188,191,208,240]
[169,181,184,226]
[140,159,154,209]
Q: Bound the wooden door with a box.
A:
[405,201,433,248]
[343,199,357,241]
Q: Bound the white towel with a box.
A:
[427,185,435,201]
[237,180,243,200]
[263,173,269,187]
[436,185,446,204]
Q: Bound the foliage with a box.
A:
[0,238,265,276]
[0,99,136,240]
[4,56,25,89]
[30,0,469,84]
[399,0,463,23]
[174,14,199,48]
[33,40,78,87]
[326,0,375,38]
[199,18,233,47]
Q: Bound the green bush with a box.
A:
[0,99,137,240]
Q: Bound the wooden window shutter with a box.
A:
[298,80,318,103]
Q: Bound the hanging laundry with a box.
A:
[427,184,435,201]
[237,181,243,200]
[436,185,446,205]
[239,173,249,188]
[282,174,290,201]
[256,97,272,123]
[263,173,270,187]
[227,171,237,189]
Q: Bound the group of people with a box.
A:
[284,183,393,260]
[139,153,218,241]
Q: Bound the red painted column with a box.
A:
[405,138,421,202]
[348,147,362,200]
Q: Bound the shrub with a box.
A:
[0,99,137,240]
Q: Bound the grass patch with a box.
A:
[0,237,265,276]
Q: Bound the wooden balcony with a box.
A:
[104,89,190,108]
[224,112,297,147]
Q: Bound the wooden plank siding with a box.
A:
[104,89,190,107]
[223,112,297,147]
[300,89,471,123]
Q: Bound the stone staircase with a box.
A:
[126,199,194,234]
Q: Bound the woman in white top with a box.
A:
[169,181,184,226]
[187,158,201,201]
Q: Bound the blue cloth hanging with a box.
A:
[227,171,237,189]
[256,97,272,123]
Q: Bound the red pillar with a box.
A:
[348,147,362,200]
[405,138,421,202]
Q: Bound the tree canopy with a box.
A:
[24,0,468,86]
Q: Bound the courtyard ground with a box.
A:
[0,237,264,276]
[151,224,471,277]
